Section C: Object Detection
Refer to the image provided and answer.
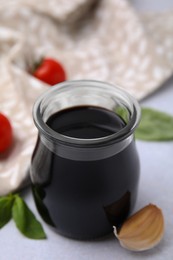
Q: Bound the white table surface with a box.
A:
[1,1,173,260]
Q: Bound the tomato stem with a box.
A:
[31,57,44,74]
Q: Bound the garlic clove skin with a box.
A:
[114,204,164,252]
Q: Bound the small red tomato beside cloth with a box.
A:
[0,113,13,153]
[33,58,66,86]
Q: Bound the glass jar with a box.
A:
[30,80,141,240]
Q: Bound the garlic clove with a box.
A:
[114,204,164,251]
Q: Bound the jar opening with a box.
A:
[33,80,141,146]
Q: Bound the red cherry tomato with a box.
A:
[0,113,13,153]
[33,58,66,86]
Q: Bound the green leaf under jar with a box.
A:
[136,108,173,141]
[12,195,46,239]
[0,194,14,228]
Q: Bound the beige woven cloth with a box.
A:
[0,0,173,195]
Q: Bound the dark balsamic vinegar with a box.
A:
[47,106,125,139]
[31,106,140,239]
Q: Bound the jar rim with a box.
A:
[33,80,141,147]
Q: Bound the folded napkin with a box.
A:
[0,0,173,195]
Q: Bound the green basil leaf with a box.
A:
[136,108,173,141]
[0,194,14,228]
[115,106,129,124]
[12,195,46,239]
[32,186,55,227]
